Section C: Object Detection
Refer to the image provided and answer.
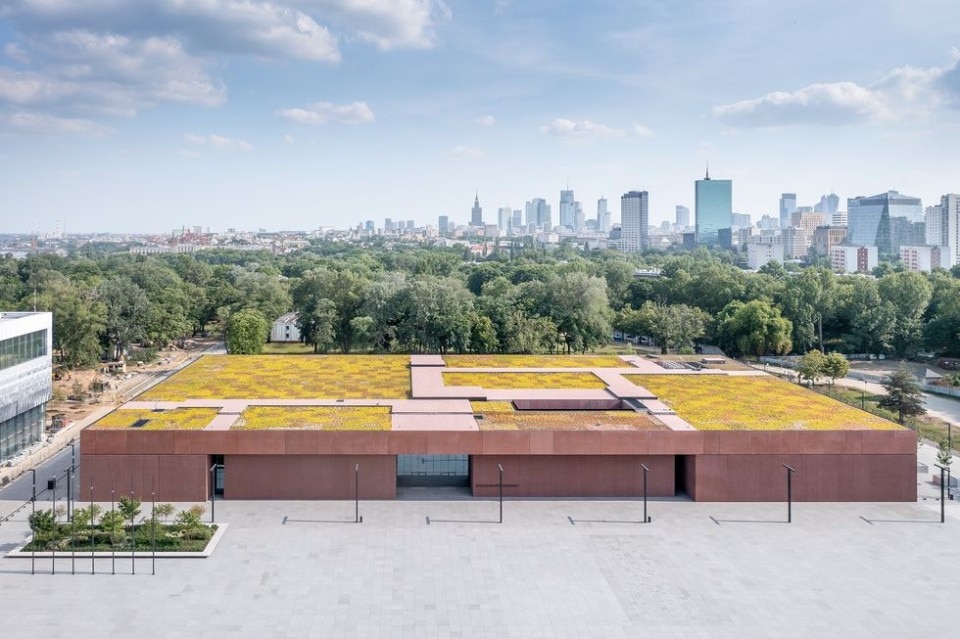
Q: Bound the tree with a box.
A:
[878,363,926,425]
[797,350,826,386]
[618,302,710,354]
[937,439,953,468]
[715,300,793,358]
[821,352,850,386]
[878,272,933,357]
[118,495,142,533]
[226,308,269,354]
[98,275,150,361]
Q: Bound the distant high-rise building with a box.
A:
[779,194,797,229]
[438,215,450,236]
[498,207,512,232]
[831,211,848,227]
[364,220,374,231]
[731,213,751,228]
[525,198,551,229]
[471,194,483,226]
[573,202,585,232]
[597,198,611,233]
[384,218,395,232]
[814,193,840,215]
[847,191,922,255]
[758,214,779,231]
[559,189,575,228]
[889,217,926,253]
[620,191,649,253]
[675,205,690,227]
[930,195,959,266]
[782,227,808,259]
[512,209,522,233]
[406,220,415,230]
[695,168,732,247]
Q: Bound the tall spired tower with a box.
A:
[471,192,483,226]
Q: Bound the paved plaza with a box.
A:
[0,485,958,638]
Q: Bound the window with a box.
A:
[0,329,48,370]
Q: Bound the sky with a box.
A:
[1,0,959,234]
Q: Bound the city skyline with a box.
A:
[0,1,959,232]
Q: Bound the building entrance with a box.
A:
[397,455,469,487]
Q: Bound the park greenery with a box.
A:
[25,500,213,552]
[878,363,928,424]
[2,241,960,363]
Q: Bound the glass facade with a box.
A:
[0,403,44,460]
[696,179,732,247]
[0,329,48,370]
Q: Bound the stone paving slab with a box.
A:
[0,497,957,638]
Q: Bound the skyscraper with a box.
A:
[498,206,512,233]
[597,198,611,233]
[573,202,585,232]
[525,198,551,229]
[847,191,922,255]
[695,169,732,247]
[929,194,959,266]
[438,215,449,235]
[675,205,690,227]
[471,193,483,226]
[779,194,797,229]
[559,189,575,228]
[815,193,840,215]
[621,191,649,253]
[512,209,522,232]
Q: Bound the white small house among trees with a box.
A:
[270,312,301,343]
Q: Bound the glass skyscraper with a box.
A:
[847,191,922,255]
[620,191,648,253]
[695,170,732,247]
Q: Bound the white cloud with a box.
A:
[713,51,960,128]
[5,111,114,136]
[476,114,495,126]
[184,133,253,151]
[283,133,296,144]
[447,145,483,158]
[302,0,451,50]
[539,118,652,143]
[4,43,30,64]
[277,101,375,125]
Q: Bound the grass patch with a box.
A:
[261,342,315,355]
[444,354,626,368]
[635,374,902,431]
[93,408,219,430]
[140,355,411,400]
[443,371,606,390]
[477,410,666,431]
[234,406,391,430]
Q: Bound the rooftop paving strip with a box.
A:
[634,374,903,431]
[92,407,220,431]
[233,406,392,431]
[476,410,667,431]
[442,371,607,390]
[442,354,628,368]
[139,354,411,400]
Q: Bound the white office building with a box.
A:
[0,312,52,461]
[620,191,649,253]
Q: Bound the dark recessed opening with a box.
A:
[131,419,150,428]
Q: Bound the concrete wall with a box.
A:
[687,454,917,502]
[79,453,209,502]
[471,455,675,498]
[225,455,396,500]
[80,428,918,502]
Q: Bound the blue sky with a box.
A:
[1,0,959,233]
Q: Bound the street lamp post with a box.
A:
[783,464,796,523]
[640,463,650,524]
[354,463,361,524]
[67,440,76,521]
[861,379,866,411]
[935,464,947,523]
[497,464,504,524]
[29,468,36,575]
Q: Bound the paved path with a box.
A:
[0,477,958,637]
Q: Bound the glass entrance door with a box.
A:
[397,455,469,487]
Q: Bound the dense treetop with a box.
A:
[2,241,958,364]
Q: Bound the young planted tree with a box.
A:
[821,352,850,386]
[878,364,926,425]
[797,350,826,387]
